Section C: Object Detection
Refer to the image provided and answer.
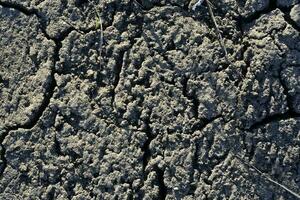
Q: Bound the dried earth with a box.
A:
[0,0,300,199]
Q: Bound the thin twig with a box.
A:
[205,0,229,62]
[94,5,104,68]
[192,0,204,10]
[61,19,85,34]
[133,0,144,9]
[193,0,229,62]
[235,155,300,199]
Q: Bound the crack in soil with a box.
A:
[244,62,300,131]
[279,66,297,113]
[235,1,300,132]
[188,116,225,195]
[191,115,223,135]
[155,167,167,200]
[181,76,199,119]
[237,0,300,34]
[0,2,76,178]
[111,49,127,107]
[189,141,200,195]
[139,112,168,199]
[239,41,251,77]
[279,6,300,32]
[111,10,144,108]
[0,1,36,15]
[243,111,300,131]
[0,71,57,177]
[244,22,300,132]
[141,117,154,171]
[0,131,8,177]
[181,77,225,134]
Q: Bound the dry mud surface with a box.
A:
[0,0,300,199]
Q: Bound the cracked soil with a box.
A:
[0,0,300,199]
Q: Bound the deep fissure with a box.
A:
[156,167,167,200]
[245,111,300,131]
[141,118,154,171]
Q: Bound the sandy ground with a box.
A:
[0,0,300,199]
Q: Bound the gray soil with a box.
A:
[0,0,300,199]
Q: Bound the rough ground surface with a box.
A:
[0,0,299,199]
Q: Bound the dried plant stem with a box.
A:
[235,155,300,199]
[133,0,144,9]
[61,19,85,34]
[205,0,229,62]
[95,6,104,68]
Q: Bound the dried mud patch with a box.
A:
[0,0,300,199]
